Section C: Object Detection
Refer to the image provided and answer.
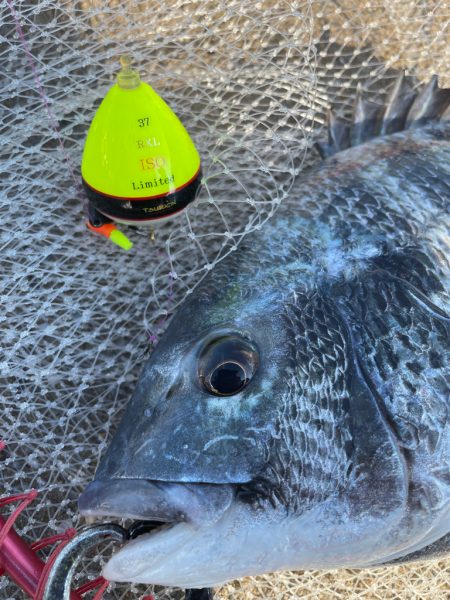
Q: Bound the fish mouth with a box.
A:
[78,478,237,587]
[78,478,235,527]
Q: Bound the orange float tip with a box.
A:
[86,221,133,250]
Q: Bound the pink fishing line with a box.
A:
[7,0,83,197]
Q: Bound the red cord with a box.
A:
[30,530,78,553]
[92,578,111,600]
[76,575,108,595]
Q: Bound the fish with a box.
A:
[78,73,450,589]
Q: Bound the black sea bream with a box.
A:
[79,75,450,588]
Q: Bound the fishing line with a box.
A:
[7,0,84,202]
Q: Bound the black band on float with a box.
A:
[82,169,202,222]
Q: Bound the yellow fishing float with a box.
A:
[82,56,202,249]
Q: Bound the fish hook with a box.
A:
[42,523,128,600]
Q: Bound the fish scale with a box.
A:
[217,286,356,513]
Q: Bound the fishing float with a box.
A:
[82,55,202,249]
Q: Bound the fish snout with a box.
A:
[78,478,234,527]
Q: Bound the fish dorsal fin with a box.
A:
[350,85,384,146]
[314,110,350,158]
[316,73,450,159]
[406,74,450,128]
[379,71,416,135]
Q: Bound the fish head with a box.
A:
[91,277,289,486]
[78,253,437,587]
[80,274,303,586]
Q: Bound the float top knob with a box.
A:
[116,55,141,90]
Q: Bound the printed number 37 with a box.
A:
[138,117,150,127]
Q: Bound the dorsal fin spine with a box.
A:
[380,72,416,135]
[317,74,450,159]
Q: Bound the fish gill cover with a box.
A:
[0,0,449,598]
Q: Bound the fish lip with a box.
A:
[78,478,235,528]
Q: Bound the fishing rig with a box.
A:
[0,442,213,600]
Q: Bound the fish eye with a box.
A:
[198,335,259,397]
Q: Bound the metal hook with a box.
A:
[42,523,128,600]
[42,520,213,600]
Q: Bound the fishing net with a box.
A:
[1,0,449,598]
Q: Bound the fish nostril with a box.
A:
[143,387,178,419]
[165,384,178,401]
